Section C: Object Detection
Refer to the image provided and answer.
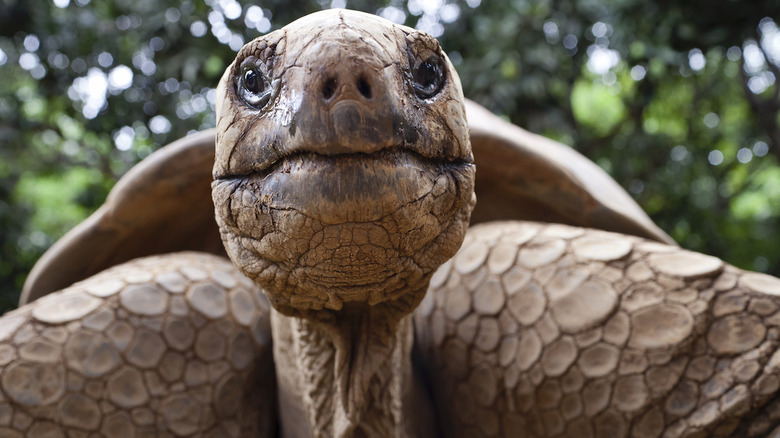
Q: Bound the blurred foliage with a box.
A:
[1,0,780,312]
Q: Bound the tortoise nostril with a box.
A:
[322,78,338,100]
[357,76,372,99]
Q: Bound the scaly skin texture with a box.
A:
[5,8,780,438]
[415,222,780,437]
[0,253,276,437]
[6,224,780,436]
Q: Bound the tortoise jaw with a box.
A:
[216,147,473,224]
[211,145,476,315]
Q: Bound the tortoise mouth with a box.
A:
[214,140,473,180]
[254,147,471,176]
[216,147,473,224]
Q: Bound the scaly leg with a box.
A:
[415,221,780,437]
[0,252,275,437]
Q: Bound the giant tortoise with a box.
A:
[3,9,780,438]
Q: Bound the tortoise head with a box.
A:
[212,9,476,317]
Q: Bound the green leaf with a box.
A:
[571,79,626,136]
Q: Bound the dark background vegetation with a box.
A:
[1,0,780,312]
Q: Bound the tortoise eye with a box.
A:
[412,56,445,99]
[238,64,271,109]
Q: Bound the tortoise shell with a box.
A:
[20,100,671,304]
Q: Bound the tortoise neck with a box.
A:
[272,305,418,438]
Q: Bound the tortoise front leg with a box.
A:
[0,252,275,437]
[415,221,780,437]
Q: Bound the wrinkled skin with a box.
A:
[212,10,475,320]
[211,10,475,437]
